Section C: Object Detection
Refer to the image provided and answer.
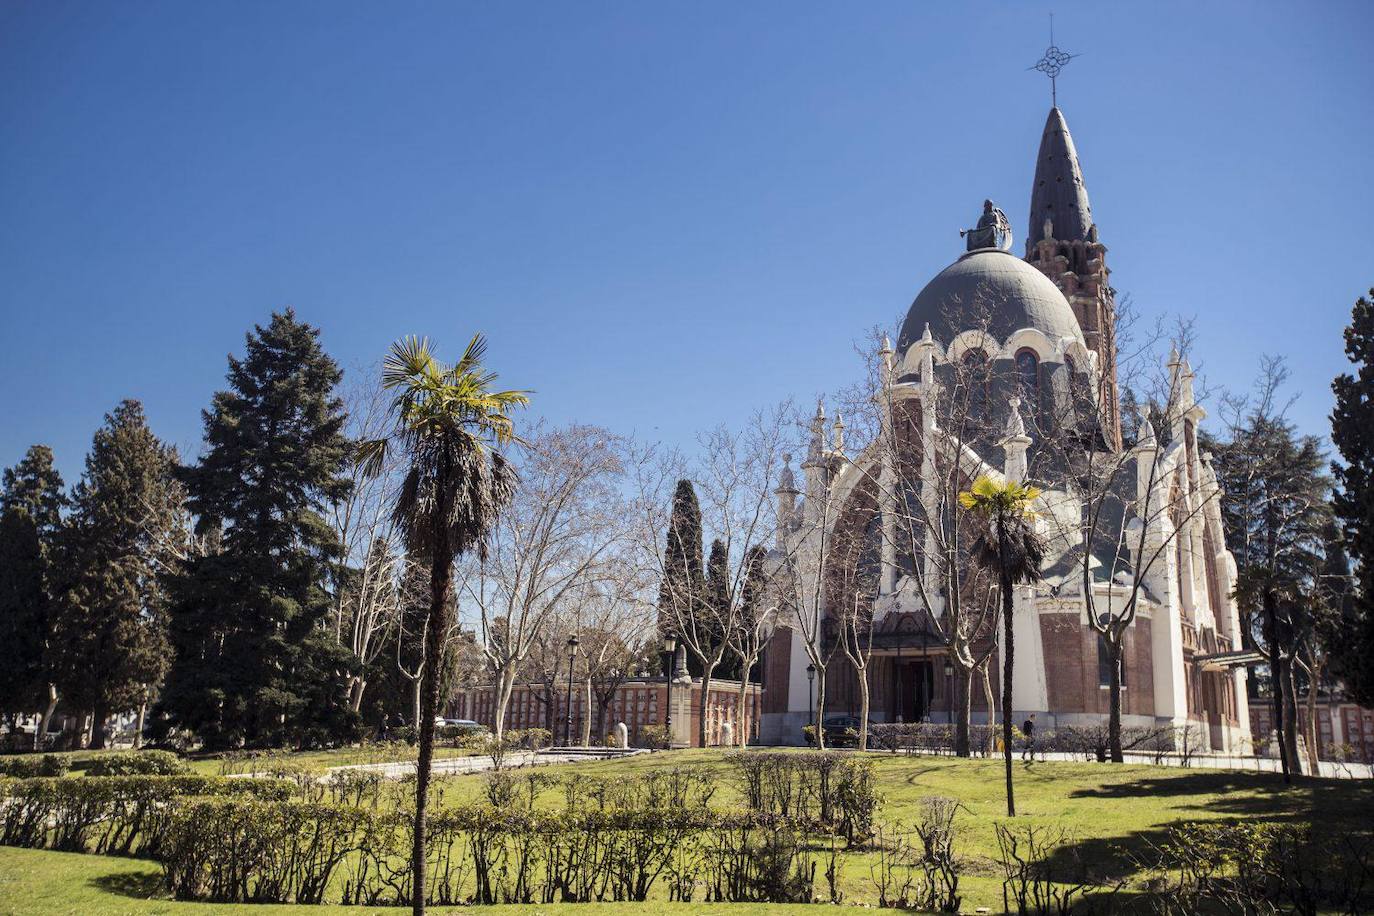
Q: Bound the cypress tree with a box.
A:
[158,310,354,749]
[51,401,182,747]
[0,446,67,731]
[657,479,705,661]
[1331,288,1374,706]
[656,477,708,670]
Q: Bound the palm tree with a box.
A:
[960,475,1044,817]
[361,335,528,916]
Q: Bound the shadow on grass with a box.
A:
[1066,770,1374,822]
[90,867,163,900]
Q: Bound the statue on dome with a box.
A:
[960,199,1013,252]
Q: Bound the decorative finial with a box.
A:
[776,453,798,494]
[1029,14,1077,107]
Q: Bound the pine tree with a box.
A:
[1331,288,1374,706]
[0,446,67,731]
[1209,383,1331,779]
[50,401,182,748]
[157,310,354,749]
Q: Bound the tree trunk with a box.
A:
[349,676,368,713]
[134,700,147,750]
[1304,668,1320,774]
[411,677,422,733]
[90,703,109,750]
[1282,663,1302,776]
[734,673,751,748]
[491,668,517,742]
[698,663,716,748]
[814,667,827,750]
[35,687,59,752]
[1264,593,1292,783]
[580,677,593,746]
[981,663,996,756]
[1000,565,1016,817]
[413,511,454,916]
[857,665,871,751]
[954,666,973,757]
[1108,638,1124,763]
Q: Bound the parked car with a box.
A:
[437,718,489,737]
[806,714,879,748]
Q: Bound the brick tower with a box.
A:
[1024,106,1122,450]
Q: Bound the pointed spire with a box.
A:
[804,401,826,466]
[832,412,846,454]
[1026,107,1094,253]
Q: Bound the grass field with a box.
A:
[2,749,1371,915]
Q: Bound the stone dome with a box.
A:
[895,248,1084,353]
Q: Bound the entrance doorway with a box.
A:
[893,660,935,722]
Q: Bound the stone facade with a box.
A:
[759,104,1252,753]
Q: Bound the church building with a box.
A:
[759,104,1255,754]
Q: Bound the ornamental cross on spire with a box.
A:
[1029,13,1077,106]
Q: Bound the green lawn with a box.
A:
[2,749,1371,915]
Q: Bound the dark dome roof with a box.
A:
[896,248,1084,353]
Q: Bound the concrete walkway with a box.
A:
[327,748,646,780]
[922,748,1373,779]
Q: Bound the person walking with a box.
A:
[1021,713,1037,762]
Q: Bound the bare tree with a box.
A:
[334,370,407,711]
[341,539,402,712]
[1029,317,1226,763]
[828,312,1006,757]
[726,544,777,747]
[634,409,787,748]
[570,555,656,745]
[466,423,629,740]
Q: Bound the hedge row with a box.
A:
[0,775,292,856]
[162,798,833,906]
[0,749,192,778]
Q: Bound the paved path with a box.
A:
[920,748,1372,779]
[326,750,641,780]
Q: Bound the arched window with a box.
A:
[1015,349,1040,398]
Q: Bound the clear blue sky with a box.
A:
[2,1,1371,483]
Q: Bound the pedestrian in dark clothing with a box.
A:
[1022,714,1036,761]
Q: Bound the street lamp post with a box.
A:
[806,664,816,743]
[564,634,579,747]
[660,636,678,749]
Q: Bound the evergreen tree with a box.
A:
[1330,288,1374,706]
[705,537,740,680]
[50,401,181,747]
[158,310,354,749]
[657,479,705,665]
[1208,373,1331,779]
[0,446,66,731]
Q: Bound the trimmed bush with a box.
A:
[728,751,880,846]
[163,798,368,903]
[0,775,292,856]
[0,754,70,779]
[85,750,190,777]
